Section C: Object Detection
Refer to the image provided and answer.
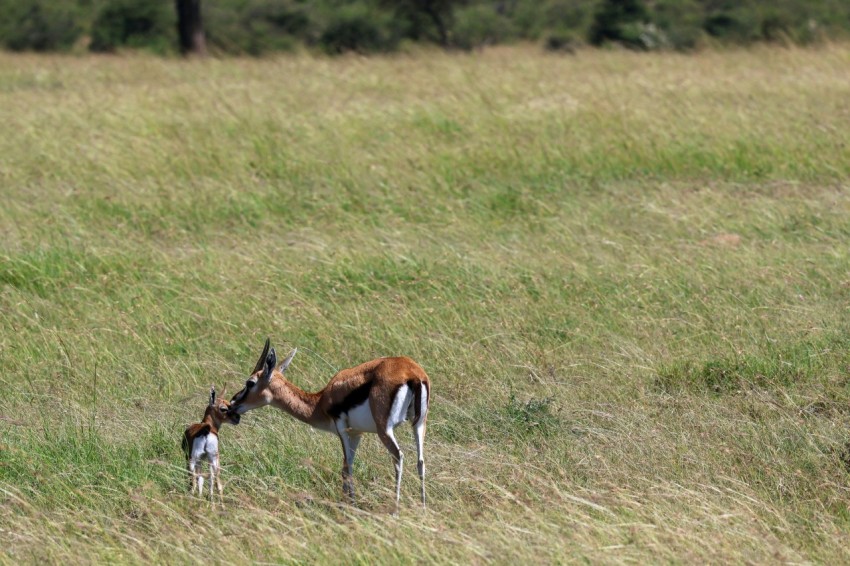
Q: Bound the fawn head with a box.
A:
[205,384,237,426]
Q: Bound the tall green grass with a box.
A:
[1,45,850,562]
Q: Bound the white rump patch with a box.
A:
[387,384,412,432]
[190,433,219,463]
[419,383,428,425]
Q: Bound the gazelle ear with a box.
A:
[219,383,227,399]
[279,348,297,373]
[209,385,216,407]
[260,348,277,383]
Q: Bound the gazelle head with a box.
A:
[228,338,297,423]
[205,384,237,426]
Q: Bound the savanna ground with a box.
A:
[1,44,850,563]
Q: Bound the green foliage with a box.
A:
[0,0,84,52]
[589,0,650,49]
[206,0,312,55]
[381,0,462,45]
[699,0,850,45]
[512,0,594,40]
[504,394,559,436]
[318,3,398,53]
[90,0,174,53]
[654,0,705,50]
[542,30,580,52]
[2,0,850,55]
[703,1,762,43]
[451,4,515,49]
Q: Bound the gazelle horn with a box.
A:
[252,338,271,374]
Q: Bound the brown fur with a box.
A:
[237,356,429,430]
[182,392,234,455]
[183,388,235,501]
[229,346,431,508]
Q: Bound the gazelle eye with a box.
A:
[245,380,254,388]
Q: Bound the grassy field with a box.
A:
[1,44,850,563]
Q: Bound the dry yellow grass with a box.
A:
[1,44,850,563]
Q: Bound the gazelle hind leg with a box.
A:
[208,462,216,503]
[188,459,199,495]
[378,429,403,515]
[216,465,224,506]
[412,421,426,508]
[210,456,223,506]
[197,471,205,496]
[378,383,417,514]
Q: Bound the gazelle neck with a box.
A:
[268,377,327,429]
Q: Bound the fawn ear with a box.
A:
[260,348,276,383]
[279,348,297,373]
[209,385,216,406]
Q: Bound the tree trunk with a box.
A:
[176,0,207,56]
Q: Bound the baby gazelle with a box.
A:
[182,385,237,503]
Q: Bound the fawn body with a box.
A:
[183,386,235,503]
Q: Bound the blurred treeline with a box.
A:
[1,0,849,55]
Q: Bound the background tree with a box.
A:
[176,0,206,55]
[383,0,465,47]
[4,0,850,55]
[90,0,173,53]
[588,0,650,48]
[0,0,83,52]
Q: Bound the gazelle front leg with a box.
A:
[336,421,362,503]
[188,458,200,495]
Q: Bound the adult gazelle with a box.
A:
[228,339,430,512]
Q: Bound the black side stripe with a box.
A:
[328,380,374,418]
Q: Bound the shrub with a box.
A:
[588,0,652,49]
[703,1,762,44]
[504,394,559,436]
[512,0,595,41]
[0,0,84,52]
[653,0,704,50]
[451,4,515,49]
[318,3,398,54]
[380,0,459,46]
[543,29,580,53]
[206,0,313,55]
[90,0,174,54]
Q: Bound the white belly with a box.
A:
[346,402,378,433]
